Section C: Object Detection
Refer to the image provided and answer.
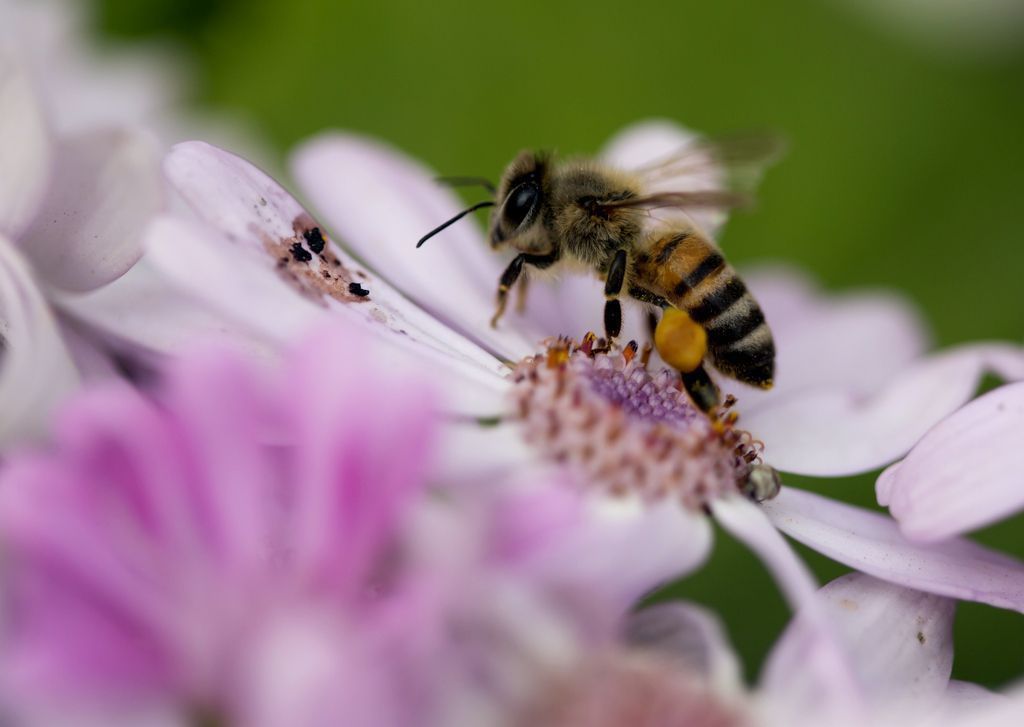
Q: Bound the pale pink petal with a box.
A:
[0,234,78,445]
[434,421,535,485]
[744,343,1024,476]
[0,50,52,239]
[877,383,1024,541]
[162,142,512,409]
[734,265,930,410]
[19,127,162,292]
[764,487,1024,611]
[600,119,727,236]
[711,496,864,712]
[625,602,743,694]
[142,215,507,416]
[290,133,542,361]
[763,573,953,711]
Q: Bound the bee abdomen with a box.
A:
[682,268,774,388]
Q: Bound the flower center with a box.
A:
[509,336,778,510]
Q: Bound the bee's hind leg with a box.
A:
[680,365,721,416]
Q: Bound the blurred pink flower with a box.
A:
[0,321,653,726]
[118,123,1024,624]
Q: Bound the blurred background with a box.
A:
[92,0,1024,686]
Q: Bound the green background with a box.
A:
[97,0,1024,687]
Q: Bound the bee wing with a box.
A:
[604,124,785,236]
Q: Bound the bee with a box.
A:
[417,133,781,416]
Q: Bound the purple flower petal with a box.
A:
[290,133,543,361]
[764,486,1024,612]
[0,51,52,239]
[19,127,162,292]
[878,382,1024,541]
[762,573,954,711]
[0,234,78,445]
[743,343,1024,476]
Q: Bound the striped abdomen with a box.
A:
[638,230,775,387]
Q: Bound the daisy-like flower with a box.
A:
[116,122,1024,624]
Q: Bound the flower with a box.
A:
[119,122,1024,622]
[0,320,646,726]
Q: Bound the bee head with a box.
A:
[490,151,552,254]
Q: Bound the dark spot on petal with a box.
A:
[917,631,926,645]
[258,197,268,206]
[289,242,312,263]
[303,226,326,254]
[322,270,331,279]
[348,282,370,297]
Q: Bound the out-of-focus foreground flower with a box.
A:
[0,322,592,726]
[0,319,1015,726]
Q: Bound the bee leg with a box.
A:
[603,249,628,341]
[491,255,525,328]
[646,311,659,342]
[492,250,560,328]
[515,274,530,314]
[680,365,721,416]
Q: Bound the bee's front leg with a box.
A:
[491,250,560,328]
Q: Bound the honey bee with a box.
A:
[417,133,781,416]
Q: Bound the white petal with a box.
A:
[625,601,743,695]
[290,132,541,361]
[0,234,78,445]
[877,383,1024,541]
[19,127,163,292]
[712,496,864,716]
[763,573,954,710]
[0,50,52,239]
[764,486,1024,612]
[433,420,536,485]
[744,343,1024,476]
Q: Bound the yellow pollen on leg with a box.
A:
[654,308,707,373]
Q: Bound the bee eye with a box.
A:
[503,183,539,229]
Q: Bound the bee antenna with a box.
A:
[435,176,497,194]
[416,200,495,248]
